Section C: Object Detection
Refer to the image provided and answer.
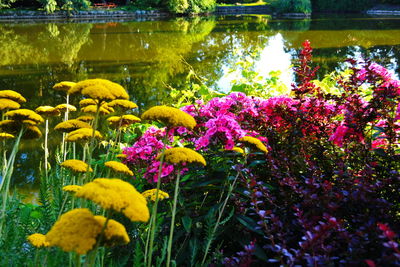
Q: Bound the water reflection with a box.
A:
[0,15,399,188]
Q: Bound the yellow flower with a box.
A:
[69,79,129,100]
[23,125,42,139]
[141,106,196,130]
[105,161,133,176]
[158,147,206,166]
[63,185,82,193]
[0,132,14,140]
[94,216,130,247]
[141,189,169,202]
[55,119,92,133]
[60,159,93,173]
[238,136,268,153]
[75,178,149,222]
[79,99,98,107]
[55,104,77,113]
[46,209,102,255]
[21,120,38,126]
[76,115,94,122]
[53,81,76,93]
[116,154,127,160]
[0,90,26,103]
[81,104,114,115]
[231,147,244,154]
[4,109,44,124]
[107,115,141,128]
[66,128,103,142]
[0,98,20,111]
[35,106,61,117]
[108,100,138,110]
[27,233,49,248]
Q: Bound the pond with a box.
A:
[1,14,400,198]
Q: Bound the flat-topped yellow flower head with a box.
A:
[158,147,206,166]
[69,79,129,100]
[53,81,76,93]
[94,216,130,247]
[108,99,138,111]
[79,98,98,107]
[116,153,127,160]
[35,106,61,117]
[55,104,77,113]
[107,115,141,128]
[141,189,169,202]
[46,209,102,255]
[81,104,114,115]
[238,136,268,154]
[66,128,102,143]
[0,90,26,103]
[0,98,20,111]
[141,106,196,130]
[0,132,14,140]
[231,147,244,154]
[27,233,49,248]
[105,161,133,176]
[60,159,92,173]
[82,85,116,101]
[55,119,92,133]
[76,115,94,122]
[75,178,149,222]
[63,185,82,193]
[5,109,44,124]
[23,125,42,139]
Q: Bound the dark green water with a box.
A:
[1,14,400,196]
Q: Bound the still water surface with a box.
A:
[1,14,400,196]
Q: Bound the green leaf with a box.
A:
[236,214,263,235]
[182,216,192,233]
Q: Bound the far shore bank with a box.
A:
[0,4,400,22]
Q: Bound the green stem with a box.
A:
[146,134,168,267]
[44,119,49,181]
[201,172,240,265]
[0,128,23,237]
[166,169,181,267]
[75,254,81,267]
[84,103,101,184]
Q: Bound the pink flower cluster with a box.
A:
[123,126,174,183]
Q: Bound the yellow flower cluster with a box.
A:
[60,159,92,173]
[75,178,149,222]
[55,119,92,133]
[35,106,61,117]
[231,147,244,154]
[105,161,133,176]
[23,125,42,139]
[66,128,102,142]
[62,185,82,193]
[76,115,94,122]
[68,79,129,100]
[55,104,77,113]
[141,106,196,130]
[108,99,138,110]
[94,216,130,247]
[27,233,49,248]
[45,209,101,255]
[238,136,268,153]
[79,98,98,107]
[141,189,169,202]
[107,115,141,128]
[0,90,26,103]
[116,153,127,160]
[4,109,44,124]
[53,81,76,93]
[81,104,114,115]
[158,147,206,166]
[0,98,20,111]
[0,132,14,140]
